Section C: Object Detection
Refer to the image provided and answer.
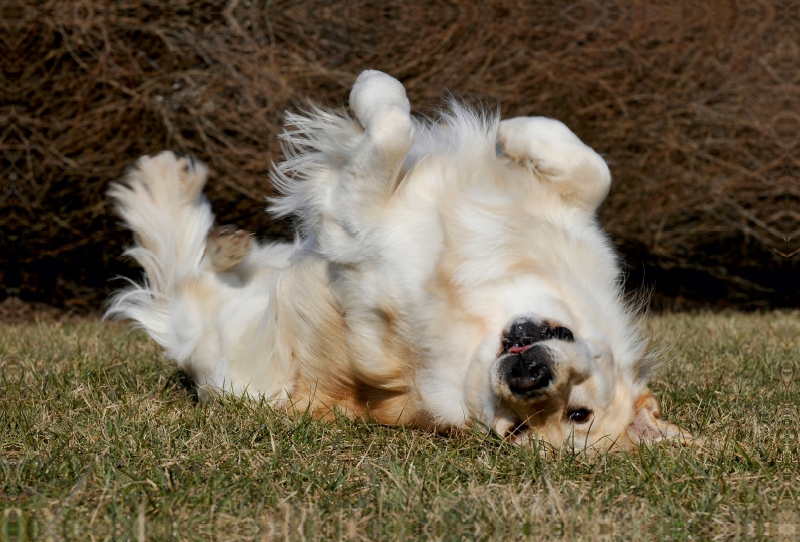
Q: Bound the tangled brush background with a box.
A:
[1,0,798,314]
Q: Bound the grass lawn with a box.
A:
[2,312,799,540]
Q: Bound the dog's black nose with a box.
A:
[505,345,553,396]
[502,318,573,353]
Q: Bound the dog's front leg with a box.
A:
[497,116,611,213]
[330,70,415,239]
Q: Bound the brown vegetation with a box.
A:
[1,0,798,311]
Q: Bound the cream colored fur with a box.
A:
[107,70,695,451]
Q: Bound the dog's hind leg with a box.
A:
[497,116,611,212]
[205,225,253,273]
[328,71,415,243]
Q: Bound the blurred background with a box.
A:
[1,0,798,318]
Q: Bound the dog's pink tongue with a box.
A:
[509,344,533,354]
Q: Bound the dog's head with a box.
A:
[422,221,691,452]
[485,313,685,451]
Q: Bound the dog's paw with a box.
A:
[498,117,584,162]
[349,71,412,149]
[206,226,253,272]
[498,116,610,211]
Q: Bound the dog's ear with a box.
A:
[626,389,693,444]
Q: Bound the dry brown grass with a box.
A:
[2,0,798,309]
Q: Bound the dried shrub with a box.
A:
[1,0,797,311]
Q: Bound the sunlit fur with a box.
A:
[107,70,693,452]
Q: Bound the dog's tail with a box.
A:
[105,152,298,400]
[105,152,213,351]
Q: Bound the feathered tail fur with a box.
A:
[106,152,213,349]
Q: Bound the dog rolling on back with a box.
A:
[107,70,693,451]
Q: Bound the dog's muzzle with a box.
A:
[498,317,574,399]
[500,345,553,397]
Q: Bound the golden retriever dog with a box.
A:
[107,70,693,451]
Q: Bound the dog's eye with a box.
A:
[567,408,592,423]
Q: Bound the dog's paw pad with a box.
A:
[206,225,253,272]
